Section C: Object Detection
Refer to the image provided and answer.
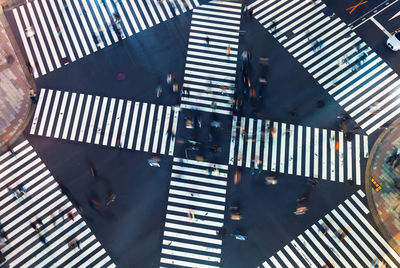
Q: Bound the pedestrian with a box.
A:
[29,88,37,103]
[0,230,8,244]
[269,20,277,34]
[234,168,242,184]
[148,156,161,167]
[113,13,121,23]
[26,61,33,75]
[56,25,62,35]
[243,5,248,15]
[106,192,116,206]
[294,206,308,215]
[89,198,102,212]
[89,166,96,177]
[68,239,81,250]
[205,35,210,46]
[210,101,217,111]
[248,8,253,18]
[31,222,39,232]
[265,176,277,185]
[8,146,16,157]
[226,45,231,56]
[156,83,162,98]
[67,211,75,221]
[187,208,195,223]
[116,138,122,151]
[39,235,47,245]
[318,223,328,235]
[307,178,319,187]
[217,227,226,237]
[241,50,249,62]
[173,78,178,93]
[60,57,68,65]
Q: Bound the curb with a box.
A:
[365,116,400,255]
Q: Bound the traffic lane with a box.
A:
[25,134,173,267]
[372,0,400,33]
[221,168,362,268]
[354,19,400,74]
[324,0,390,25]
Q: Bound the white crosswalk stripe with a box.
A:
[259,190,400,268]
[160,157,228,267]
[180,0,242,115]
[249,0,400,135]
[9,0,202,78]
[30,88,178,155]
[0,140,115,267]
[229,116,369,185]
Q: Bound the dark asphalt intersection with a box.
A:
[3,0,399,267]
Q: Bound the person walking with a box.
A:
[205,35,210,46]
[29,88,37,103]
[106,192,116,206]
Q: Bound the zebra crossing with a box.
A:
[258,190,400,268]
[0,140,115,267]
[160,157,228,267]
[10,0,202,78]
[30,88,179,155]
[180,0,242,115]
[229,116,369,185]
[249,0,400,135]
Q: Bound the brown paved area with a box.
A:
[366,117,400,254]
[0,6,33,153]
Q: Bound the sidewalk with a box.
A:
[366,117,400,254]
[0,5,33,153]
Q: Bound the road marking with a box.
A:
[152,106,163,153]
[144,104,155,152]
[111,99,124,147]
[86,95,99,143]
[70,93,84,141]
[127,102,140,150]
[313,128,319,178]
[62,92,77,140]
[120,101,131,148]
[94,96,107,144]
[246,118,254,168]
[271,122,278,172]
[279,123,286,173]
[296,125,303,176]
[169,107,179,156]
[102,98,115,146]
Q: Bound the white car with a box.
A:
[387,31,400,51]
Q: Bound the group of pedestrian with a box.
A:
[8,183,27,200]
[30,217,47,246]
[294,177,319,215]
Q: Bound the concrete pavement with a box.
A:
[0,6,33,154]
[366,117,400,255]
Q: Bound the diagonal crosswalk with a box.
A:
[10,0,202,78]
[249,0,400,135]
[30,88,179,155]
[180,0,242,115]
[229,116,369,185]
[160,157,228,268]
[0,140,115,267]
[258,190,400,268]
